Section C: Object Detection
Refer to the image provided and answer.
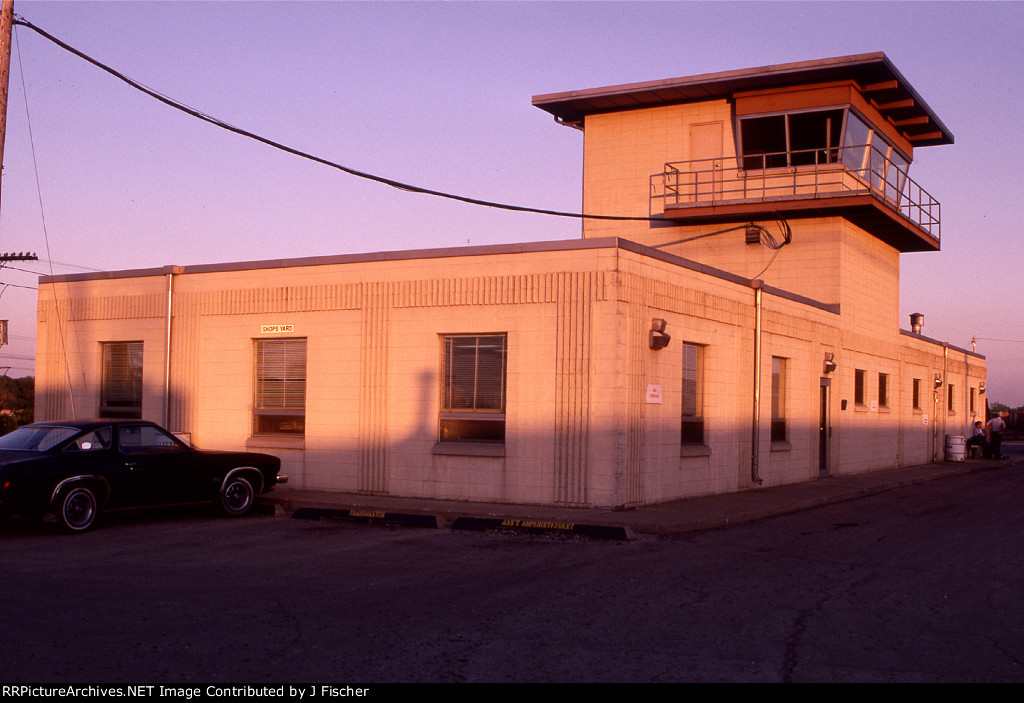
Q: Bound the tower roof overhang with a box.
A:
[532,53,953,147]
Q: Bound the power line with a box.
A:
[3,262,102,275]
[14,18,76,415]
[12,15,656,224]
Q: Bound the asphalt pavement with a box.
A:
[259,443,1021,539]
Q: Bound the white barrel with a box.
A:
[945,434,965,462]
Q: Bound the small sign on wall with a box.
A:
[260,324,295,334]
[646,384,663,404]
[923,414,929,426]
[870,400,878,412]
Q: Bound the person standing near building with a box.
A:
[987,413,1006,459]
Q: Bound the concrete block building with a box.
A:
[35,53,985,507]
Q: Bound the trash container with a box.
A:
[945,434,965,462]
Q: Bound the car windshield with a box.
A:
[0,425,80,452]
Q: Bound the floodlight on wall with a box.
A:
[649,318,671,350]
[745,225,762,245]
[980,382,986,394]
[823,352,837,374]
[934,373,943,388]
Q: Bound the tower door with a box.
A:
[690,122,723,203]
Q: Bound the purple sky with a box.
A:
[1,1,1022,405]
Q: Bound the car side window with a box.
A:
[65,428,113,452]
[118,425,185,454]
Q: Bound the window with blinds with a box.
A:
[681,343,705,444]
[440,334,506,442]
[254,338,307,435]
[771,356,787,442]
[100,342,143,419]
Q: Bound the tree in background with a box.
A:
[0,376,33,434]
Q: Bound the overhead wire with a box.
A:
[11,13,794,276]
[652,217,792,279]
[13,21,76,413]
[12,15,659,223]
[0,280,36,290]
[3,262,103,275]
[751,216,792,278]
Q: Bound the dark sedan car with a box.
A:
[0,420,285,532]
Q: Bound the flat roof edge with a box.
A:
[533,52,953,145]
[532,52,888,106]
[900,329,985,359]
[38,238,624,284]
[37,236,838,315]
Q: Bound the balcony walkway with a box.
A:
[652,147,941,252]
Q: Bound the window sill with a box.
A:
[247,435,305,450]
[854,404,869,412]
[680,444,712,458]
[432,442,505,457]
[770,440,792,452]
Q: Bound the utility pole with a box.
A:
[0,251,37,359]
[0,0,14,217]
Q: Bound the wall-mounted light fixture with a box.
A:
[980,382,986,393]
[649,318,671,350]
[823,351,837,374]
[934,373,943,388]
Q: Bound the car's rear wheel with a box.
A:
[57,486,98,533]
[219,475,254,517]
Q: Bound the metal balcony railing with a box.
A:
[651,144,940,241]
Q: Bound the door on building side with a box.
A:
[689,122,723,204]
[819,377,831,477]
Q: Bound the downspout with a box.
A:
[751,280,764,485]
[941,342,949,456]
[163,267,175,429]
[931,379,939,463]
[932,343,948,463]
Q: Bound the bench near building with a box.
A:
[35,53,985,508]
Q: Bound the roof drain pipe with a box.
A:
[163,267,176,430]
[751,280,764,485]
[940,342,949,461]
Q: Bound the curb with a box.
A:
[258,457,1018,539]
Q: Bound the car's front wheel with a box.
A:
[57,486,98,533]
[219,475,254,517]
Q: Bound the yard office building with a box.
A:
[36,53,985,507]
